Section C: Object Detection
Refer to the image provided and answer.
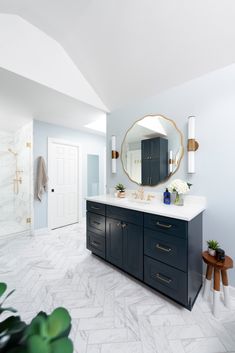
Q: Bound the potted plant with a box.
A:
[115,183,126,198]
[0,282,73,353]
[207,240,219,256]
[168,179,192,206]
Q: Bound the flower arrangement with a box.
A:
[168,179,192,194]
[168,179,192,206]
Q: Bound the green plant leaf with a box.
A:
[0,283,7,297]
[7,348,26,353]
[26,314,47,338]
[0,315,26,335]
[47,308,71,339]
[207,239,219,250]
[0,307,17,314]
[50,337,73,353]
[1,289,16,305]
[27,335,50,353]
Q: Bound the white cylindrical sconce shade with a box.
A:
[112,158,116,173]
[188,151,195,173]
[188,116,195,139]
[112,135,116,151]
[188,116,199,173]
[111,135,119,173]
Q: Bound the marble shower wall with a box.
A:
[0,131,15,224]
[0,122,33,236]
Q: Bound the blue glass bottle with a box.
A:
[163,188,171,205]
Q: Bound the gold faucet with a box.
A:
[138,187,145,200]
[132,187,145,200]
[147,194,155,202]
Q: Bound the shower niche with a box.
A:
[0,122,33,237]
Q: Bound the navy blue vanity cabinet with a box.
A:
[106,217,123,268]
[86,201,106,259]
[106,205,143,280]
[123,222,143,280]
[143,212,203,309]
[87,201,106,216]
[86,200,203,310]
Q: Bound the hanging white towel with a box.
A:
[36,156,48,201]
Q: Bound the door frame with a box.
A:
[85,148,106,196]
[48,138,82,230]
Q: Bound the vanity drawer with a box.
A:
[144,229,187,271]
[87,231,105,259]
[87,212,105,236]
[144,213,187,238]
[106,205,143,226]
[144,256,187,306]
[87,201,106,216]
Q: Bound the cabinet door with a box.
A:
[123,223,143,280]
[150,138,160,159]
[106,218,123,268]
[141,139,150,159]
[141,159,150,185]
[150,158,160,185]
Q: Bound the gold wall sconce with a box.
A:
[187,116,199,173]
[169,150,173,173]
[111,135,119,173]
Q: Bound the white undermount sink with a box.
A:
[128,198,151,205]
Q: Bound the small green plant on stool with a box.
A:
[115,183,126,198]
[207,240,219,257]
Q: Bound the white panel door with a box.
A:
[49,142,78,229]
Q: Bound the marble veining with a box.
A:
[0,123,33,237]
[1,222,234,353]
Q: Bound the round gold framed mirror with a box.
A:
[121,114,184,186]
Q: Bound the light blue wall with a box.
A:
[107,64,235,285]
[34,120,106,230]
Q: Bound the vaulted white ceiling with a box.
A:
[0,68,106,133]
[1,0,235,110]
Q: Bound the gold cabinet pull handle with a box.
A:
[91,206,100,210]
[93,221,101,225]
[156,221,172,229]
[91,241,100,248]
[156,273,172,284]
[156,243,172,252]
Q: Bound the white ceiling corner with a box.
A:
[1,0,235,110]
[0,13,108,112]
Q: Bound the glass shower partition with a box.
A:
[0,122,33,237]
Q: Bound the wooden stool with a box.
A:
[202,251,233,317]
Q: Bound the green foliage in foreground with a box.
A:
[0,282,73,353]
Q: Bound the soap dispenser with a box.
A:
[163,188,171,205]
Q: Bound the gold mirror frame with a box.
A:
[121,114,184,186]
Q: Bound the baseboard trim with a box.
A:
[33,227,50,236]
[0,229,32,240]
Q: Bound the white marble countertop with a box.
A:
[86,194,206,221]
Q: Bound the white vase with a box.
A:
[208,248,216,256]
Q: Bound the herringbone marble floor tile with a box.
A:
[1,222,235,353]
